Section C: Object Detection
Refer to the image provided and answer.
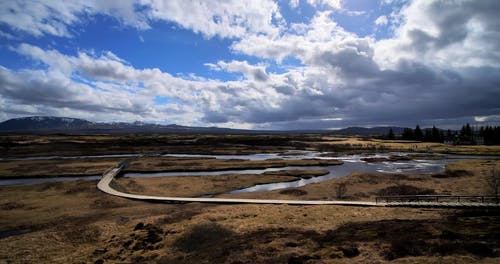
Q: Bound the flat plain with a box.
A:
[0,134,499,263]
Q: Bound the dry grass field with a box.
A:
[0,134,499,263]
[0,159,499,263]
[317,136,500,155]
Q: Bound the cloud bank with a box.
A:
[0,0,499,129]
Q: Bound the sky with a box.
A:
[1,0,499,130]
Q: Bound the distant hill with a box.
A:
[0,116,93,131]
[0,116,253,134]
[0,116,406,135]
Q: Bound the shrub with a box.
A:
[340,246,360,258]
[386,238,425,260]
[173,222,234,252]
[279,188,308,196]
[377,184,435,196]
[445,169,472,177]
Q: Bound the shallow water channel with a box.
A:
[134,152,468,193]
[2,151,492,192]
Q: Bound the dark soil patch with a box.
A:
[155,209,500,263]
[319,209,500,260]
[377,184,436,196]
[279,188,308,196]
[173,222,234,252]
[0,201,25,210]
[444,169,473,177]
[0,228,32,239]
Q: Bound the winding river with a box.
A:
[2,151,493,192]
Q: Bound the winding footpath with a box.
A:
[97,164,380,206]
[97,163,499,208]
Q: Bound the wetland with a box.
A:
[1,134,499,263]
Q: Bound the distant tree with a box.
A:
[431,126,441,142]
[424,129,432,142]
[387,128,395,140]
[402,128,414,140]
[414,125,424,141]
[482,126,500,145]
[466,123,472,136]
[460,123,473,142]
[446,129,453,138]
[495,126,500,145]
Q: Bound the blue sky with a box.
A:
[1,0,499,129]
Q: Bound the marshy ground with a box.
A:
[0,134,499,263]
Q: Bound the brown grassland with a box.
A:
[0,134,499,263]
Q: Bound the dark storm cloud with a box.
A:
[2,0,500,129]
[216,0,500,129]
[0,67,151,115]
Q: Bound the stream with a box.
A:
[2,151,490,191]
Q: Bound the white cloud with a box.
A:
[231,11,361,64]
[0,0,282,39]
[306,0,342,10]
[344,10,366,16]
[227,2,500,127]
[4,44,289,125]
[375,15,388,26]
[207,60,269,82]
[1,1,500,129]
[290,0,300,9]
[0,30,16,40]
[0,1,149,38]
[374,0,500,69]
[143,0,283,38]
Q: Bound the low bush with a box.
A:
[445,169,472,177]
[340,246,360,258]
[279,188,308,196]
[377,184,435,196]
[173,222,234,252]
[386,238,426,260]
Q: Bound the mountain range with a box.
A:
[0,116,406,135]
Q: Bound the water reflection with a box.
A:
[229,158,456,193]
[1,151,496,188]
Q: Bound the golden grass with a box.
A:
[1,158,499,263]
[0,158,124,178]
[315,137,500,155]
[1,133,499,263]
[219,160,500,201]
[126,156,342,172]
[112,169,328,198]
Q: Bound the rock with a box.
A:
[134,222,144,230]
[340,246,360,258]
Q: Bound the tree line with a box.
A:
[478,125,500,145]
[386,124,500,145]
